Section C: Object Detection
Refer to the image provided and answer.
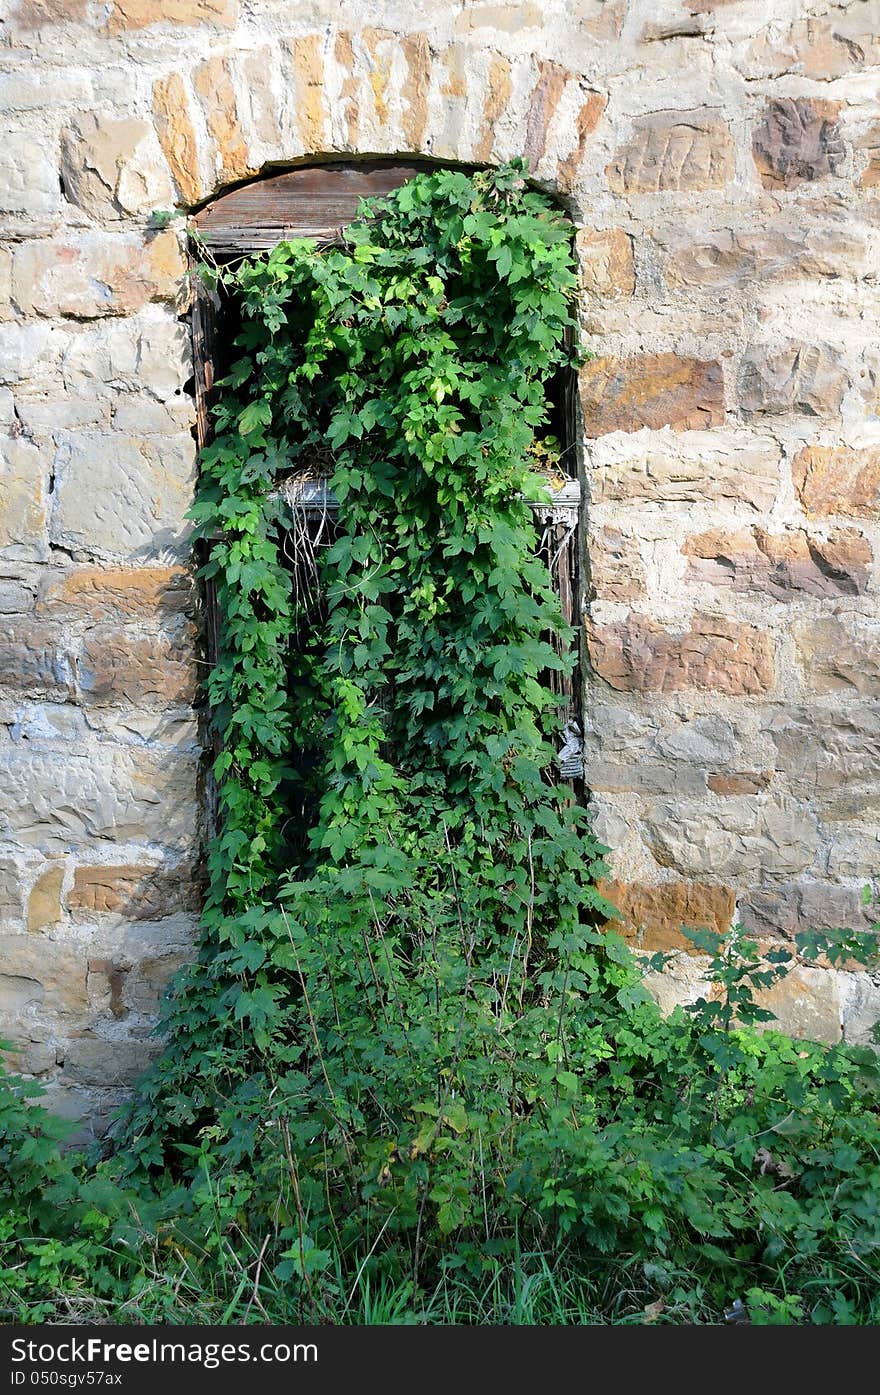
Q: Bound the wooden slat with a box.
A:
[192,161,434,252]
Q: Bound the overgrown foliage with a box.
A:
[2,164,879,1325]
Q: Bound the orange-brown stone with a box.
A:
[600,878,735,953]
[108,0,236,31]
[792,446,880,520]
[37,567,191,621]
[70,864,197,919]
[153,73,202,207]
[683,525,872,599]
[194,55,250,183]
[579,353,725,436]
[587,612,775,695]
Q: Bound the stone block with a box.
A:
[0,620,69,699]
[0,744,200,852]
[601,877,735,953]
[645,796,820,879]
[588,431,779,511]
[795,614,880,696]
[26,863,64,931]
[77,628,197,707]
[754,963,841,1042]
[607,109,735,193]
[576,229,635,297]
[588,526,645,601]
[61,1035,159,1087]
[580,353,724,436]
[587,612,774,696]
[752,98,845,189]
[740,881,876,941]
[36,565,192,621]
[769,705,880,793]
[0,933,87,1017]
[655,213,869,289]
[11,233,185,319]
[0,437,48,562]
[792,446,880,520]
[50,430,196,559]
[0,132,61,216]
[69,862,198,920]
[60,114,174,219]
[683,525,871,599]
[738,341,849,419]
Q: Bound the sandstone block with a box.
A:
[655,214,869,289]
[580,354,724,436]
[0,437,48,562]
[152,73,203,207]
[741,11,880,83]
[61,312,190,402]
[576,229,635,297]
[37,565,191,621]
[0,933,87,1017]
[0,323,63,389]
[645,796,820,879]
[26,863,64,931]
[607,110,734,194]
[69,862,195,920]
[683,525,871,599]
[588,431,779,511]
[0,620,69,699]
[87,958,129,1020]
[601,877,734,953]
[126,951,187,1014]
[754,963,841,1042]
[738,341,848,419]
[12,233,184,319]
[740,881,876,940]
[587,612,774,696]
[50,430,196,559]
[60,115,175,219]
[0,133,61,216]
[769,705,880,793]
[77,628,197,707]
[639,949,710,1016]
[107,0,236,30]
[588,526,645,601]
[708,772,771,795]
[795,614,880,696]
[792,446,880,520]
[752,98,845,189]
[0,744,200,852]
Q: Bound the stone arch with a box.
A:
[149,29,606,211]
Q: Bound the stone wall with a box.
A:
[1,0,878,1128]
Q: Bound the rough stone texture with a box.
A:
[587,613,775,696]
[646,796,821,881]
[3,0,878,1112]
[601,878,735,953]
[60,115,175,220]
[792,447,880,521]
[752,98,846,190]
[607,110,735,194]
[738,342,849,419]
[69,862,200,919]
[683,526,872,600]
[580,354,725,436]
[577,228,634,298]
[755,965,842,1043]
[795,614,880,697]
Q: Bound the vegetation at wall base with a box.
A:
[1,164,879,1326]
